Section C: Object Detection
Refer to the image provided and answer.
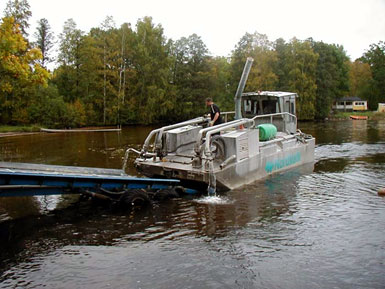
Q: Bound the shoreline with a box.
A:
[328,111,385,121]
[1,113,384,137]
[0,132,40,138]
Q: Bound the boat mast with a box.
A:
[234,57,254,120]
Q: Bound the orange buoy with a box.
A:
[378,188,385,196]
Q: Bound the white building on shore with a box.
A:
[333,96,368,111]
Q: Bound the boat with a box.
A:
[126,58,315,192]
[41,127,121,133]
[349,115,368,120]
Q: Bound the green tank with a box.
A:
[258,124,277,141]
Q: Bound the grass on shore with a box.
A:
[331,111,385,120]
[0,125,41,133]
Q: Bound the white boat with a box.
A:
[127,58,315,192]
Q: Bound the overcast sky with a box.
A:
[1,0,384,60]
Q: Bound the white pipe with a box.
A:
[204,119,254,157]
[194,119,246,154]
[142,117,207,152]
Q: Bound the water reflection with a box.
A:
[0,121,384,288]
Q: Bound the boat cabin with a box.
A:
[241,91,298,134]
[241,91,297,117]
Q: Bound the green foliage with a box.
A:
[332,111,385,120]
[0,1,383,126]
[4,0,31,37]
[208,57,232,111]
[230,32,278,93]
[361,41,385,110]
[33,18,54,67]
[0,125,40,132]
[55,18,84,102]
[171,33,212,120]
[131,17,174,124]
[0,16,50,124]
[312,41,350,119]
[349,60,373,106]
[274,38,318,120]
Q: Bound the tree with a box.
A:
[100,16,117,124]
[349,60,373,101]
[274,38,291,91]
[312,41,350,119]
[231,32,278,93]
[117,22,135,124]
[0,16,49,123]
[33,18,54,67]
[4,0,31,37]
[55,18,84,101]
[286,38,318,120]
[171,33,212,119]
[362,41,385,110]
[131,17,174,124]
[208,56,232,111]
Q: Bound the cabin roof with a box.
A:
[336,96,365,102]
[242,91,298,98]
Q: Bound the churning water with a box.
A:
[0,120,384,289]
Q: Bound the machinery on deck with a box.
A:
[129,58,315,192]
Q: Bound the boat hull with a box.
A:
[136,137,315,191]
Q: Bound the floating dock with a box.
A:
[40,127,121,133]
[0,162,182,200]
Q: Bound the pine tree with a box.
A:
[34,18,54,67]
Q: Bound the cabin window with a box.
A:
[285,101,290,113]
[291,102,295,114]
[244,100,252,113]
[354,102,365,106]
[243,99,262,115]
[261,99,278,114]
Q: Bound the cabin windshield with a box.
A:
[243,97,279,117]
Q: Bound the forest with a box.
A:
[1,0,384,127]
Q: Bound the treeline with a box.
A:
[1,0,384,127]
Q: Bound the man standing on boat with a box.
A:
[206,98,223,126]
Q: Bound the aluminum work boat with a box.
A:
[127,58,315,192]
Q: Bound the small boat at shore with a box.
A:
[350,115,368,120]
[41,127,121,133]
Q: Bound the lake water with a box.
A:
[0,120,384,289]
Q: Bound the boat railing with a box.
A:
[193,119,249,155]
[221,111,235,123]
[195,119,255,158]
[141,117,208,155]
[251,112,297,134]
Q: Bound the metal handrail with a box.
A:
[251,112,297,133]
[194,119,247,154]
[221,111,235,123]
[252,112,296,122]
[141,117,208,153]
[203,119,254,157]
